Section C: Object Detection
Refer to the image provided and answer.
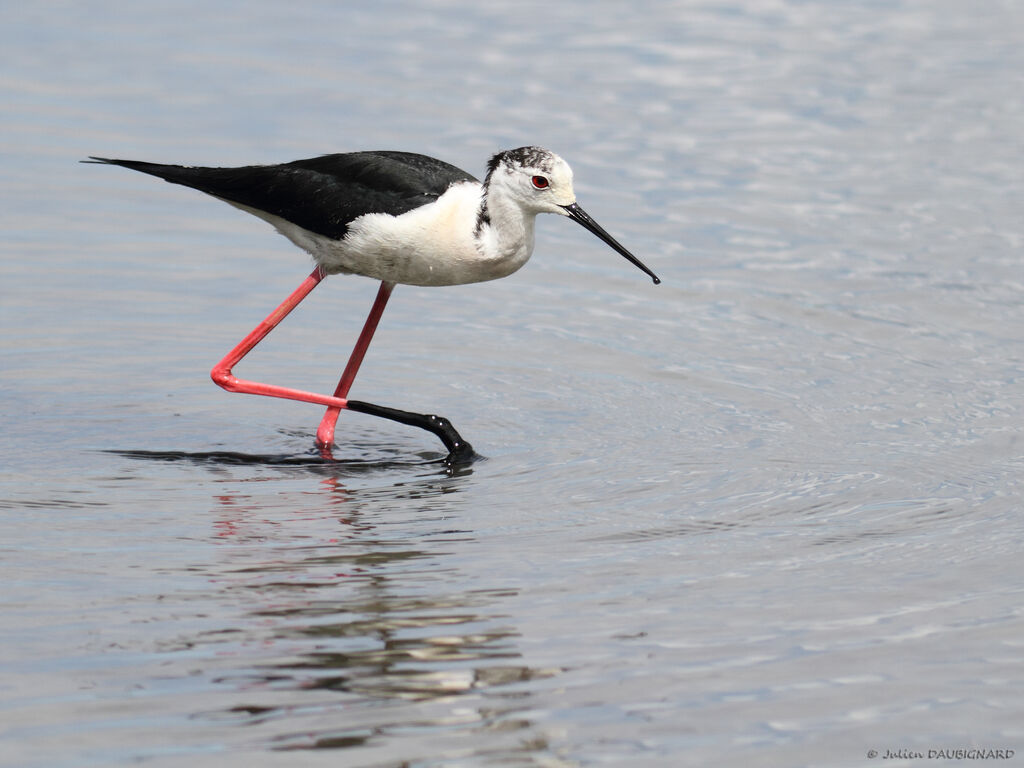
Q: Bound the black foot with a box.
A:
[346,400,476,467]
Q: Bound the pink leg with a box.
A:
[210,267,386,418]
[315,280,394,447]
[209,271,471,463]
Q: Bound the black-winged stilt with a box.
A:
[86,147,660,465]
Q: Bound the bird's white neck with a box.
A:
[474,183,537,274]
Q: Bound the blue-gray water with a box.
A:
[2,2,1023,766]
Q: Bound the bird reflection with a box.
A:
[182,471,560,755]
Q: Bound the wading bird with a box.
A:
[87,147,660,464]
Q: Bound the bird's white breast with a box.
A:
[324,182,533,286]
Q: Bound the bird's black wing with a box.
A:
[86,151,478,240]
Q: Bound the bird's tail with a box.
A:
[82,156,196,183]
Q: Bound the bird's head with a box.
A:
[485,146,576,214]
[485,147,661,284]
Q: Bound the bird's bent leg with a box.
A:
[315,281,394,447]
[346,400,476,466]
[209,272,467,462]
[210,266,352,408]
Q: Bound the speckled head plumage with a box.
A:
[485,146,558,181]
[478,146,577,230]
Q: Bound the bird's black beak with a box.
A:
[561,202,661,285]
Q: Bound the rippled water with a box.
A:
[3,1,1023,766]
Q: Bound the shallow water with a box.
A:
[2,1,1023,766]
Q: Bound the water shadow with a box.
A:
[104,446,477,477]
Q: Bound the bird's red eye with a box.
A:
[531,175,549,189]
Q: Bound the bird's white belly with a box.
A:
[325,184,531,286]
[234,182,535,287]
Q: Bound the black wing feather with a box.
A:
[86,152,478,240]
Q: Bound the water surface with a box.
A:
[2,1,1023,765]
